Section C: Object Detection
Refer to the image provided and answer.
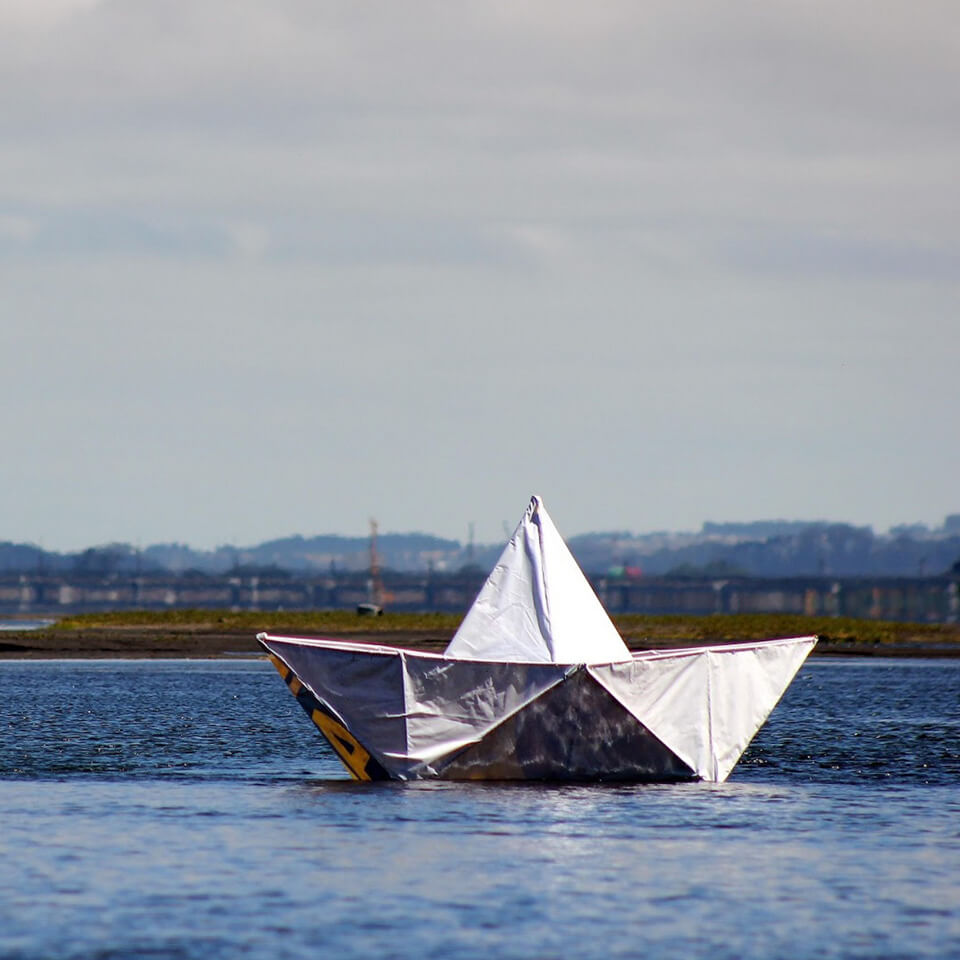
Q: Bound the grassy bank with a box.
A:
[52,609,463,636]
[612,613,960,648]
[37,608,960,655]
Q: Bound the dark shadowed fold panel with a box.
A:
[435,667,696,782]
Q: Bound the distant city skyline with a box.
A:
[3,2,958,552]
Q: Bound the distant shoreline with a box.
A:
[2,622,958,660]
[2,609,958,659]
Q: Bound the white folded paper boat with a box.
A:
[258,496,816,783]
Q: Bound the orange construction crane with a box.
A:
[357,517,392,615]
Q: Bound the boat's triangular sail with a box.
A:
[444,494,631,664]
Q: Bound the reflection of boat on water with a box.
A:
[259,496,816,783]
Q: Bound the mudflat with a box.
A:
[0,628,452,659]
[1,610,959,658]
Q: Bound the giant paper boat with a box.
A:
[258,496,816,782]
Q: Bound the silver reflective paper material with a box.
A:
[258,496,816,782]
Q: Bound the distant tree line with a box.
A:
[2,519,960,579]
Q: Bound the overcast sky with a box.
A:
[2,0,958,550]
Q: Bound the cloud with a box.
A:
[1,1,958,547]
[226,221,270,261]
[0,0,104,30]
[0,213,38,243]
[2,1,956,281]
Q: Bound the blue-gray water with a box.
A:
[1,658,957,960]
[0,620,53,632]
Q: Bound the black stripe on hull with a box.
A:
[265,651,391,782]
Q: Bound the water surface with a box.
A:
[1,658,957,959]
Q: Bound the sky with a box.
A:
[2,0,958,550]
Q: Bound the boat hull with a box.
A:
[259,633,816,783]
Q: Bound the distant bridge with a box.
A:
[2,571,958,622]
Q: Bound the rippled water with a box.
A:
[1,658,957,959]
